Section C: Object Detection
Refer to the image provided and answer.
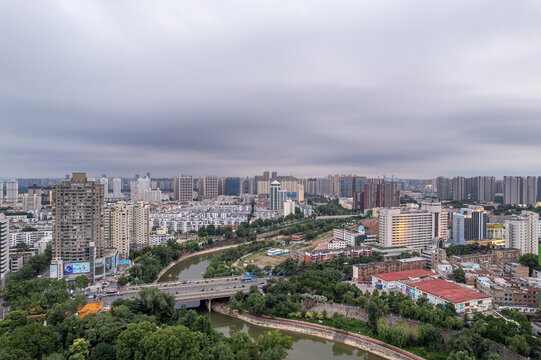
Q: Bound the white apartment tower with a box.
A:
[99,176,109,195]
[6,179,18,202]
[505,211,539,255]
[0,214,9,284]
[112,177,122,197]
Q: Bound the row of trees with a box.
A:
[0,278,294,360]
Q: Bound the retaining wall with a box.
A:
[213,305,424,360]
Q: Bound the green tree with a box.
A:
[258,330,293,360]
[69,338,90,360]
[9,322,54,359]
[453,268,466,283]
[367,301,382,330]
[141,325,201,360]
[138,287,175,322]
[507,335,530,356]
[116,321,157,360]
[117,276,129,286]
[74,275,89,290]
[89,342,115,360]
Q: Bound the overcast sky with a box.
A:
[2,1,541,179]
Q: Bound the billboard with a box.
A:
[105,256,115,275]
[64,262,90,274]
[50,264,58,279]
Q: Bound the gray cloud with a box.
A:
[1,1,541,178]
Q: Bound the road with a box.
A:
[94,277,271,305]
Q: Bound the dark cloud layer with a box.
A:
[2,1,541,178]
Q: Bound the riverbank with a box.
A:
[213,305,424,360]
[155,244,240,283]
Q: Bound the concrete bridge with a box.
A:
[99,277,268,309]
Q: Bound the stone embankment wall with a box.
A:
[213,305,424,360]
[303,302,527,360]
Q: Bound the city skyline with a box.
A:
[2,2,541,178]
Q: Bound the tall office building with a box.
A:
[0,214,9,284]
[452,207,488,245]
[226,177,241,196]
[51,173,104,282]
[217,177,227,196]
[270,181,286,210]
[112,177,122,197]
[379,204,446,250]
[505,211,539,255]
[198,176,218,200]
[6,179,18,202]
[174,175,194,203]
[0,180,3,203]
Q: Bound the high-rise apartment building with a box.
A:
[353,180,400,211]
[504,176,523,205]
[22,194,42,211]
[112,177,122,197]
[104,202,132,259]
[6,179,18,202]
[504,176,538,205]
[452,176,465,201]
[471,176,495,202]
[0,214,9,284]
[104,201,150,258]
[174,175,193,203]
[99,176,109,195]
[452,206,488,245]
[51,173,104,282]
[198,176,218,199]
[435,177,452,201]
[505,211,539,255]
[379,204,446,250]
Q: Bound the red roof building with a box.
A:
[406,279,492,313]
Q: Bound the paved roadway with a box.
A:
[97,277,270,305]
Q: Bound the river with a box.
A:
[207,311,384,360]
[161,249,385,360]
[158,250,223,282]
